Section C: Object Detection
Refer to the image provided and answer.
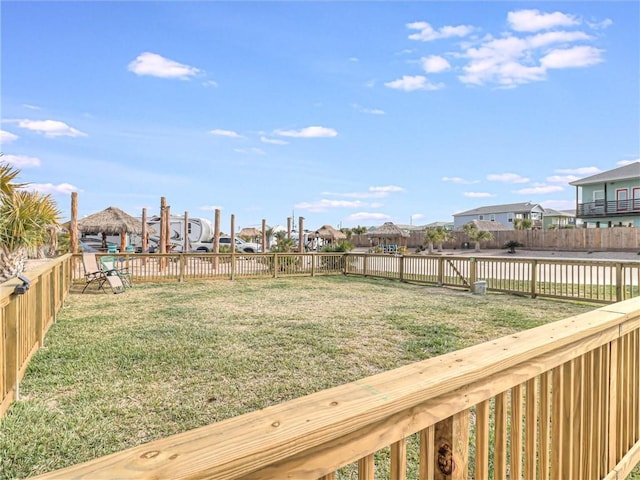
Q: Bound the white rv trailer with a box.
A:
[144,215,215,252]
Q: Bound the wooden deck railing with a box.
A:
[0,254,72,418]
[71,253,640,304]
[31,296,640,479]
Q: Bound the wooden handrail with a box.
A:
[32,297,640,479]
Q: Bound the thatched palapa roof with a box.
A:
[238,227,261,238]
[77,206,154,235]
[366,222,410,238]
[313,224,347,241]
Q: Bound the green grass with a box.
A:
[0,276,613,478]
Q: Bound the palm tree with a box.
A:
[462,222,494,252]
[514,218,533,230]
[423,227,450,254]
[0,160,61,282]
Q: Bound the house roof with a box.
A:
[569,162,640,186]
[366,222,410,238]
[544,208,575,217]
[453,202,543,217]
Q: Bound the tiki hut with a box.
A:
[77,206,153,252]
[312,224,347,246]
[366,222,410,250]
[238,227,261,242]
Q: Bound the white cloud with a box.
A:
[411,213,425,220]
[322,185,404,199]
[514,185,564,195]
[2,154,41,168]
[540,46,604,69]
[0,130,19,144]
[295,199,367,212]
[617,159,639,166]
[349,57,359,62]
[407,21,474,41]
[25,182,77,194]
[421,55,451,73]
[587,18,613,30]
[541,199,575,210]
[547,175,579,183]
[384,75,444,92]
[487,173,530,183]
[17,119,87,137]
[260,136,289,145]
[202,80,218,88]
[234,147,265,155]
[128,52,200,79]
[507,9,580,32]
[442,176,480,184]
[210,129,242,138]
[345,212,392,222]
[464,192,496,198]
[555,166,601,175]
[351,103,385,115]
[201,205,223,212]
[22,104,41,110]
[275,126,337,138]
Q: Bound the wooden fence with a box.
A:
[0,254,71,418]
[32,296,640,480]
[351,227,640,251]
[72,253,640,305]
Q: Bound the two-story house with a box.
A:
[453,201,545,230]
[569,162,640,227]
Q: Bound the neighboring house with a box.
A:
[542,209,579,229]
[453,202,545,230]
[424,221,454,231]
[569,162,640,227]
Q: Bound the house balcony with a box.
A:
[577,199,640,219]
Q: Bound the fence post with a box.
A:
[469,258,477,291]
[179,254,185,282]
[531,259,537,299]
[6,299,19,401]
[399,255,405,282]
[35,278,44,347]
[438,257,444,286]
[363,254,368,277]
[433,411,470,479]
[615,263,622,302]
[273,254,278,278]
[311,254,316,277]
[607,339,619,471]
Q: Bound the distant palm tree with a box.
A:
[514,218,533,230]
[424,227,450,253]
[462,222,494,252]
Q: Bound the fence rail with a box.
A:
[32,296,640,480]
[0,254,71,418]
[72,253,640,304]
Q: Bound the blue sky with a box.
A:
[2,1,638,231]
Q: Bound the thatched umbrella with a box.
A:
[312,224,347,246]
[238,227,261,242]
[366,222,410,249]
[77,206,153,251]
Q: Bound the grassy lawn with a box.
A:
[0,276,610,478]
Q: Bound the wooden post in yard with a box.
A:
[141,208,148,266]
[262,219,267,253]
[184,211,190,254]
[213,209,220,270]
[159,197,167,271]
[164,204,171,251]
[70,192,78,254]
[230,214,236,280]
[298,216,304,254]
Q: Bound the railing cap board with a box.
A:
[32,296,640,480]
[0,254,70,305]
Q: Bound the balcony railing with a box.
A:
[577,199,640,218]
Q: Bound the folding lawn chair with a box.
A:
[104,272,126,294]
[81,253,108,293]
[100,255,132,288]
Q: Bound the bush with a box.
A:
[503,240,524,254]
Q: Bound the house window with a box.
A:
[479,215,484,220]
[593,190,605,213]
[490,215,495,221]
[616,188,628,211]
[507,214,513,223]
[633,187,640,210]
